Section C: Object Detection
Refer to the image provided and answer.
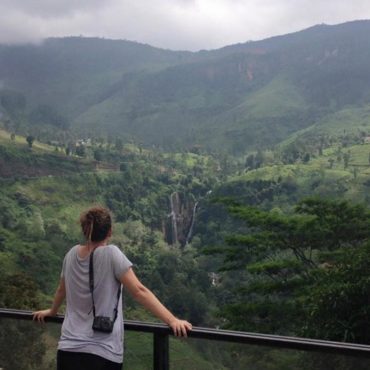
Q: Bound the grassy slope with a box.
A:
[0,128,55,151]
[0,127,96,177]
[75,70,311,152]
[201,75,310,152]
[238,75,307,119]
[278,104,370,149]
[230,139,370,207]
[230,103,368,205]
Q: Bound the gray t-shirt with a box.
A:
[58,244,132,363]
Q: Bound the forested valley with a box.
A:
[2,20,370,369]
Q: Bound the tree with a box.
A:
[26,135,34,148]
[245,154,254,170]
[0,273,41,309]
[75,144,85,157]
[254,150,264,169]
[206,198,370,335]
[353,166,358,180]
[343,152,351,169]
[93,148,103,161]
[304,241,370,344]
[302,153,310,163]
[115,138,123,152]
[0,273,48,370]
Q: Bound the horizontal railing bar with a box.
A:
[1,308,370,357]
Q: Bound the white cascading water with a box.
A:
[185,201,198,246]
[169,192,179,245]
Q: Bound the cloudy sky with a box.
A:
[1,0,370,51]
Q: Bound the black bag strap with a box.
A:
[89,249,96,317]
[89,249,121,321]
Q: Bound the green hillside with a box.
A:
[2,21,370,153]
[276,103,370,167]
[199,75,310,153]
[0,128,261,369]
[280,104,370,144]
[3,20,370,370]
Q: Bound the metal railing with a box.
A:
[1,308,370,369]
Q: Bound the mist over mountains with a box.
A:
[1,20,370,154]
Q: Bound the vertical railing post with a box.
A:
[153,331,169,370]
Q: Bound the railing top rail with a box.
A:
[1,308,370,357]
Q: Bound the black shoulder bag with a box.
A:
[89,249,121,333]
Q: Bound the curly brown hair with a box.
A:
[80,206,112,242]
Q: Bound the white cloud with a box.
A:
[0,0,370,49]
[0,0,114,18]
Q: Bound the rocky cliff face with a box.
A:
[164,191,197,247]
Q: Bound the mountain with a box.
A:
[1,20,370,153]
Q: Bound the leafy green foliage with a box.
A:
[0,319,48,370]
[304,242,370,343]
[26,135,34,148]
[0,272,48,370]
[0,273,41,309]
[208,198,370,339]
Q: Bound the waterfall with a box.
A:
[166,191,209,247]
[185,201,198,246]
[169,192,179,245]
[184,189,212,245]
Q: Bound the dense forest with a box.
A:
[2,20,370,369]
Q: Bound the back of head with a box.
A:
[80,206,112,243]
